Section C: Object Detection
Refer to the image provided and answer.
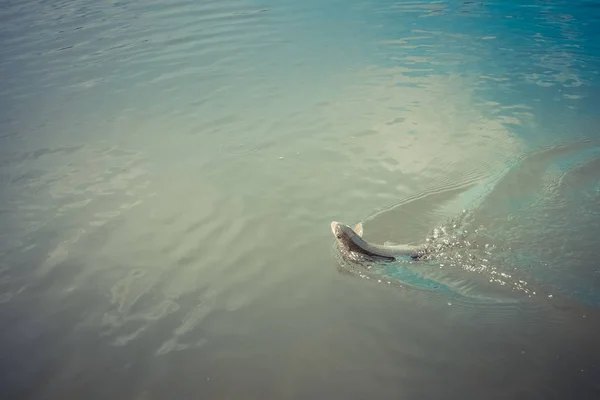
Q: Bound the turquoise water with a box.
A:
[2,0,600,398]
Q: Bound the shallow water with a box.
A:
[1,0,600,399]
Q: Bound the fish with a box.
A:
[330,221,429,263]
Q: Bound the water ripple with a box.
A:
[2,0,600,398]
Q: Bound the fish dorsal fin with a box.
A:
[353,222,364,237]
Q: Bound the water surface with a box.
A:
[1,0,600,399]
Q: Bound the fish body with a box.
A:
[330,221,428,262]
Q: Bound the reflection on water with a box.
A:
[2,0,600,398]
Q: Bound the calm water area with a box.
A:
[1,0,600,399]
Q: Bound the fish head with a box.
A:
[331,221,360,251]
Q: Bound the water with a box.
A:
[1,0,600,398]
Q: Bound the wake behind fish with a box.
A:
[332,208,544,306]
